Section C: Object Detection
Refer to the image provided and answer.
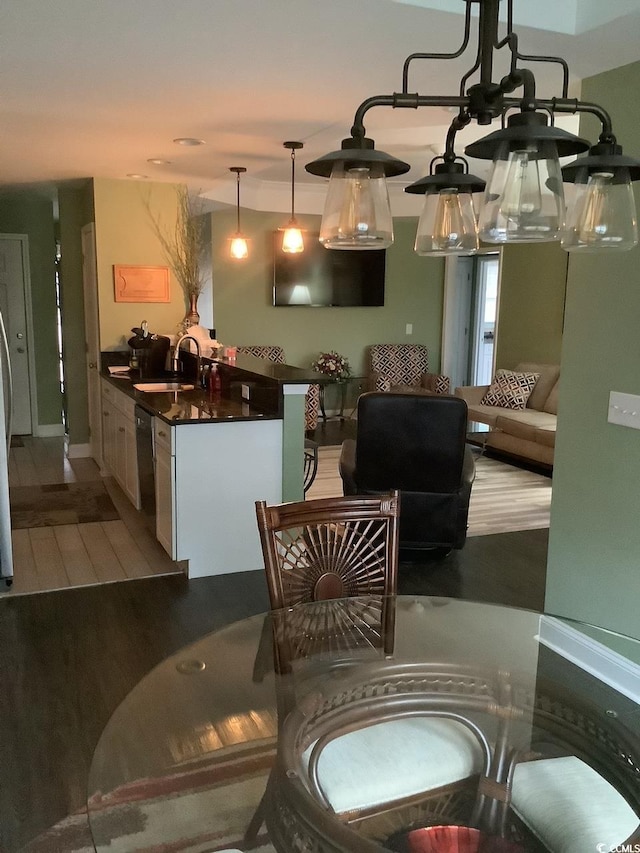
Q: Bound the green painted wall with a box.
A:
[0,190,62,428]
[211,208,445,383]
[495,242,568,369]
[546,60,640,640]
[58,181,94,445]
[92,179,187,349]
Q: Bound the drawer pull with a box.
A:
[119,426,125,433]
[158,430,166,438]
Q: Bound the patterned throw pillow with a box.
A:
[481,369,540,410]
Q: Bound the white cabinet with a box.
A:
[154,418,175,558]
[100,379,140,509]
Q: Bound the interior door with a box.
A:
[442,255,473,391]
[0,235,34,435]
[81,223,102,466]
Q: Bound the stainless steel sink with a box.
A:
[133,382,195,393]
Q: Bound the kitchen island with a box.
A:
[100,352,320,578]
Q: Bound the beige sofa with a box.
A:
[455,363,559,467]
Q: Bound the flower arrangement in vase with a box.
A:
[144,185,207,330]
[311,350,351,382]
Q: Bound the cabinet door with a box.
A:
[101,396,117,475]
[122,414,141,509]
[154,424,175,558]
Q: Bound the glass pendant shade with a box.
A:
[281,223,304,254]
[229,235,249,259]
[319,163,393,250]
[561,143,640,252]
[478,141,565,243]
[561,171,638,252]
[415,188,478,256]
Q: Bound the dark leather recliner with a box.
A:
[339,392,476,553]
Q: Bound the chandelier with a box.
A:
[305,0,640,256]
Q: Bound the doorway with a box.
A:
[0,235,38,435]
[442,251,501,390]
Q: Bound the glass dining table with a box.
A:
[86,596,640,853]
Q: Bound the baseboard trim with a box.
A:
[34,424,65,438]
[539,615,640,703]
[66,442,92,459]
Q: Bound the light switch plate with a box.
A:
[608,391,640,430]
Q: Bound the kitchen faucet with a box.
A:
[172,333,201,380]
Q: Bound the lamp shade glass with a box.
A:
[229,235,249,260]
[319,163,393,250]
[478,141,565,243]
[561,170,638,252]
[281,225,304,254]
[415,188,479,256]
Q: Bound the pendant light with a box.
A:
[405,121,485,256]
[560,141,640,252]
[229,167,249,260]
[281,141,304,254]
[305,0,639,255]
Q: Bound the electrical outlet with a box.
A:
[405,323,413,335]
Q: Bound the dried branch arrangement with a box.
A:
[144,186,207,298]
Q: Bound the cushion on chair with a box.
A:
[480,369,540,410]
[302,717,484,814]
[511,756,639,853]
[369,344,431,392]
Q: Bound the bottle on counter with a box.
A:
[209,363,222,398]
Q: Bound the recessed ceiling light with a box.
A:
[126,173,148,179]
[147,158,173,165]
[173,137,205,147]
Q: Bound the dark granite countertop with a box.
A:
[101,352,324,425]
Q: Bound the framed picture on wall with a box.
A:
[113,265,170,303]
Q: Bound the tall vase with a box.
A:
[184,291,200,327]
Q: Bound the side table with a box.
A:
[319,377,365,422]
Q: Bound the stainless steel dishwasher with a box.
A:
[135,405,156,531]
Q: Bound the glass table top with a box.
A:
[87,596,640,852]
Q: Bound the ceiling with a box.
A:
[3,0,640,216]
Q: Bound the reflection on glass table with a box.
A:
[87,597,640,853]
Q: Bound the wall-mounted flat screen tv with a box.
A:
[272,232,385,307]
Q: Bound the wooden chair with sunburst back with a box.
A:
[245,492,400,846]
[255,491,400,668]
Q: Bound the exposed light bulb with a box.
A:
[478,144,564,243]
[415,188,478,256]
[561,171,638,252]
[500,150,543,220]
[229,235,249,260]
[281,224,304,254]
[339,168,376,239]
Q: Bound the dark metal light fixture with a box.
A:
[229,167,249,260]
[306,0,639,254]
[281,141,304,254]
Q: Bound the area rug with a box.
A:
[22,740,277,853]
[10,481,120,529]
[306,446,552,536]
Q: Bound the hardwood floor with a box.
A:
[8,436,183,595]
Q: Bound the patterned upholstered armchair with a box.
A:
[235,345,320,432]
[367,343,450,395]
